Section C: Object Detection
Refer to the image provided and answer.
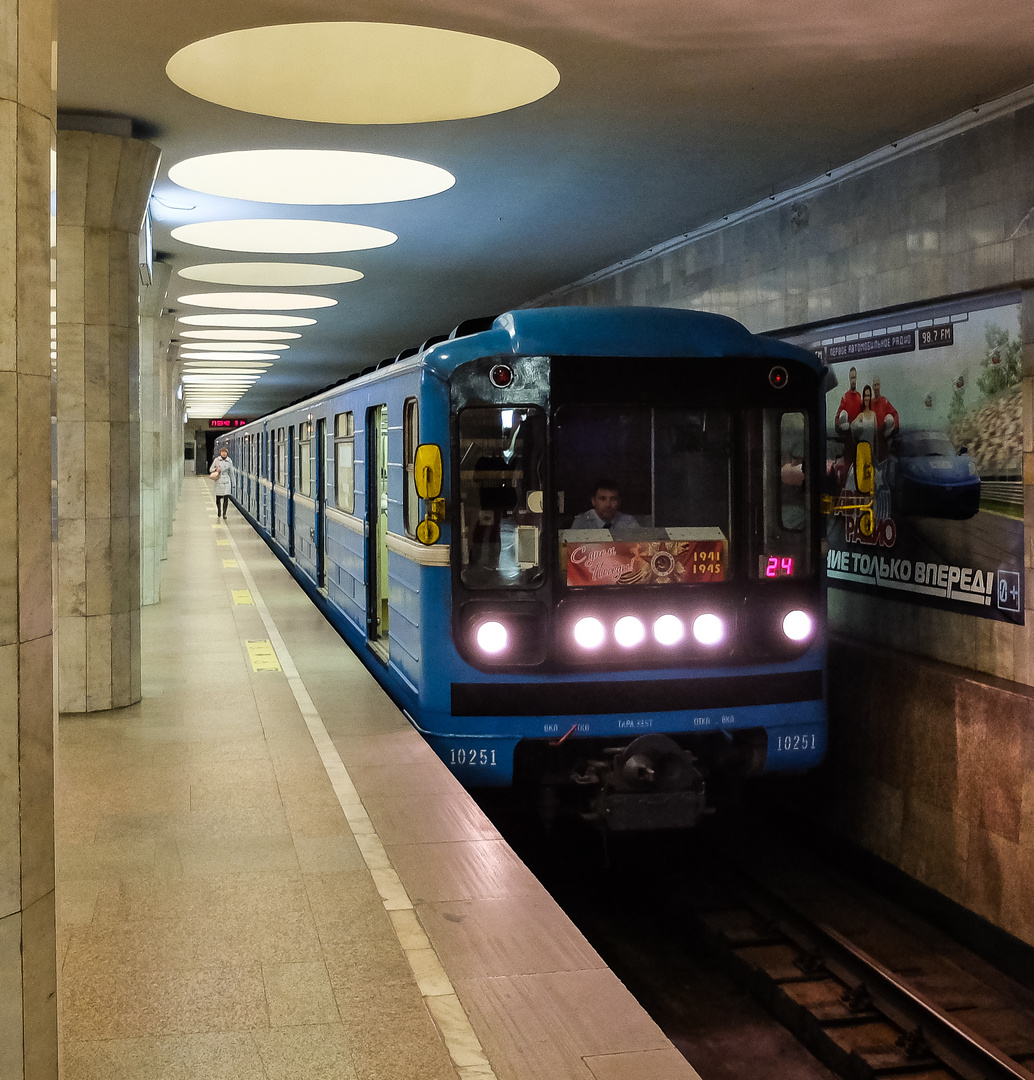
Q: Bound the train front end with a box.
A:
[420,308,827,830]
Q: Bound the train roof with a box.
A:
[423,306,824,377]
[247,306,825,423]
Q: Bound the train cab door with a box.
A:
[287,425,296,559]
[366,404,390,658]
[315,416,327,591]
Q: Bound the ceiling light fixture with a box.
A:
[179,330,301,341]
[181,350,282,361]
[177,292,337,310]
[169,150,454,205]
[167,23,560,125]
[176,314,317,328]
[171,219,396,254]
[176,340,290,351]
[177,262,364,287]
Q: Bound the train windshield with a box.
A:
[556,407,732,586]
[458,406,546,589]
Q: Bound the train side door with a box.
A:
[261,427,269,527]
[366,404,389,658]
[315,416,327,590]
[287,425,296,559]
[269,427,277,540]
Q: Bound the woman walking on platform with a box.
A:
[210,446,234,518]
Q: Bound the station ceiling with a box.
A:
[58,0,1034,416]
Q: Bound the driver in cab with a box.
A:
[571,479,640,530]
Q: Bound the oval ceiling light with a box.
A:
[170,150,455,205]
[181,350,282,361]
[180,329,301,341]
[177,313,317,328]
[177,262,364,287]
[171,219,396,253]
[167,23,560,125]
[178,292,337,310]
[177,340,289,351]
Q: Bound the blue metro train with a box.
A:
[216,306,828,829]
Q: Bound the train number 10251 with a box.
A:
[775,734,817,753]
[449,748,498,767]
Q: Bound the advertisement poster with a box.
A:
[781,292,1024,624]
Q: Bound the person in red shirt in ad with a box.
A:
[871,375,900,461]
[836,366,863,440]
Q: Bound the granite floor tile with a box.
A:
[418,894,606,979]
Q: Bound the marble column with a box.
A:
[139,262,171,606]
[0,0,59,1077]
[55,127,160,712]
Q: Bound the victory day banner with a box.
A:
[780,291,1024,624]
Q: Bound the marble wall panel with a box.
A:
[110,609,132,706]
[17,370,52,642]
[0,372,16,646]
[56,517,85,617]
[16,0,52,119]
[58,614,87,714]
[0,101,16,375]
[85,612,112,712]
[82,418,111,517]
[0,911,23,1080]
[81,134,121,231]
[82,321,110,422]
[19,635,53,908]
[82,227,111,328]
[0,643,18,918]
[54,420,84,524]
[84,516,113,617]
[16,106,51,381]
[22,891,56,1080]
[55,322,84,421]
[0,0,15,98]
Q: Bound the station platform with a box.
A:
[55,477,701,1080]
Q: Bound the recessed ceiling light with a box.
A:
[178,292,337,310]
[177,262,364,287]
[171,219,396,253]
[167,23,560,125]
[170,150,454,205]
[181,350,282,361]
[177,340,290,351]
[180,329,301,340]
[177,314,317,328]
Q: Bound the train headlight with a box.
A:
[614,616,645,648]
[782,609,813,642]
[573,617,606,649]
[653,614,685,646]
[692,613,725,646]
[476,620,509,655]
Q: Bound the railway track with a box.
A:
[697,871,1034,1079]
[480,791,1034,1080]
[686,819,1034,1080]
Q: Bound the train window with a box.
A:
[458,406,545,589]
[298,421,314,497]
[555,406,732,586]
[403,399,419,537]
[744,409,812,578]
[276,428,286,486]
[334,412,355,512]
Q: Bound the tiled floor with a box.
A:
[55,478,701,1080]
